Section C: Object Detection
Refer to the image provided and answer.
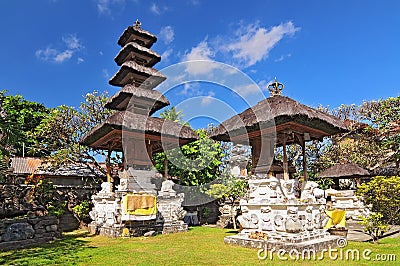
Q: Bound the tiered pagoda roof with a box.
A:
[81,21,197,161]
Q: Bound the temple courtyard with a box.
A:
[1,226,399,265]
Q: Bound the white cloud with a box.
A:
[150,3,160,14]
[77,57,85,64]
[159,26,174,44]
[183,40,219,75]
[102,69,110,78]
[201,91,216,106]
[150,3,168,15]
[36,34,83,63]
[179,82,202,96]
[63,34,83,50]
[180,21,299,76]
[274,53,291,62]
[54,50,73,63]
[225,21,300,67]
[96,0,125,16]
[161,48,173,61]
[232,84,262,97]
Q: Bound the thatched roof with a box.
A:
[105,85,169,115]
[318,163,370,179]
[109,60,166,87]
[115,42,161,67]
[80,111,198,151]
[118,24,157,48]
[210,95,348,142]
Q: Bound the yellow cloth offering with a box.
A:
[122,194,157,216]
[324,209,346,228]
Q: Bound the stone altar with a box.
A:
[88,169,188,237]
[225,178,341,252]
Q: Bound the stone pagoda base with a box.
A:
[224,230,340,253]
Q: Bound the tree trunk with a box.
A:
[164,153,168,178]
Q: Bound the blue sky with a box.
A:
[1,0,399,129]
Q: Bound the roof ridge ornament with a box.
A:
[134,19,142,29]
[268,77,284,96]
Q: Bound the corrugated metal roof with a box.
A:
[11,157,42,174]
[10,157,105,177]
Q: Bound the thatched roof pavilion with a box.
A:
[318,163,370,179]
[318,162,370,189]
[210,94,347,144]
[81,111,198,153]
[210,79,348,179]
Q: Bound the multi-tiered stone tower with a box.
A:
[82,20,198,237]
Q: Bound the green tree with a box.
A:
[360,96,400,173]
[1,92,49,157]
[159,106,188,125]
[0,93,16,180]
[154,129,223,186]
[310,99,397,177]
[158,106,189,178]
[31,91,114,176]
[359,212,388,243]
[357,175,400,225]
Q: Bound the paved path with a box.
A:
[347,224,400,242]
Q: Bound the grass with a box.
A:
[0,227,398,265]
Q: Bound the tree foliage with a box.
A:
[358,212,388,243]
[357,175,400,225]
[154,129,223,186]
[1,92,49,157]
[159,106,188,125]
[31,91,114,175]
[309,97,400,177]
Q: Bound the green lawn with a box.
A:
[1,227,398,265]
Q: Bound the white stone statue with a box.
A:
[161,180,175,192]
[260,207,274,231]
[305,205,314,231]
[300,181,319,203]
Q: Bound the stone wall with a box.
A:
[0,215,61,251]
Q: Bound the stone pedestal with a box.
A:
[228,178,342,253]
[89,175,188,237]
[157,181,188,234]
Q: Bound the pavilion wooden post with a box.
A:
[106,146,112,183]
[282,133,289,181]
[300,135,308,182]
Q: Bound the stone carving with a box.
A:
[260,207,274,231]
[305,205,314,231]
[159,180,177,197]
[2,223,35,242]
[300,181,320,203]
[99,182,113,194]
[285,206,302,233]
[237,213,259,229]
[228,144,249,177]
[281,179,297,200]
[274,214,285,232]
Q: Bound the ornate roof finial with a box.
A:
[134,19,142,29]
[268,77,284,96]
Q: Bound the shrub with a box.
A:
[357,176,400,225]
[359,212,388,243]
